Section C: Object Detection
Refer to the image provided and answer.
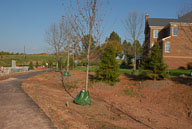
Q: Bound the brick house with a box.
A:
[143,12,192,69]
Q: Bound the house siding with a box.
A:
[143,14,192,69]
[162,24,192,69]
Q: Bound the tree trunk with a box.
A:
[134,40,136,71]
[67,40,70,72]
[56,52,59,68]
[85,34,92,91]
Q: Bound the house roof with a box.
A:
[148,18,176,26]
[148,11,192,27]
[177,11,192,23]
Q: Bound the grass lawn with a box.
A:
[166,69,191,77]
[74,66,191,78]
[75,66,137,74]
[0,54,63,67]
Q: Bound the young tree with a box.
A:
[123,11,144,71]
[45,22,64,69]
[67,0,108,91]
[141,43,168,80]
[96,44,119,85]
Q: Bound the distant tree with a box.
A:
[35,61,39,68]
[141,43,168,80]
[96,44,119,85]
[132,40,143,56]
[123,11,144,70]
[108,31,121,43]
[81,34,96,53]
[29,61,34,70]
[122,40,133,59]
[45,22,64,69]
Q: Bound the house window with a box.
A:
[165,42,170,52]
[172,27,178,36]
[153,30,158,38]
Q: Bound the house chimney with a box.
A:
[145,13,149,21]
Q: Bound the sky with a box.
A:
[0,0,191,54]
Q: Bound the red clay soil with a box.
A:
[22,70,192,129]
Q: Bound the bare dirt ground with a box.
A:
[22,70,192,129]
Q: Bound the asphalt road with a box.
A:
[0,71,56,129]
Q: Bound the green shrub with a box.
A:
[42,60,46,67]
[187,62,192,69]
[140,43,168,80]
[120,60,127,68]
[36,61,39,68]
[48,60,53,68]
[69,57,76,70]
[96,44,119,85]
[58,58,65,69]
[29,61,34,70]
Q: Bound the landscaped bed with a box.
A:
[22,70,192,129]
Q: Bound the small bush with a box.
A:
[29,61,34,70]
[140,43,168,80]
[48,60,53,68]
[187,62,192,69]
[96,44,120,85]
[35,61,39,68]
[69,57,76,70]
[42,60,46,67]
[120,60,127,68]
[58,58,64,69]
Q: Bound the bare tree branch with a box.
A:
[123,11,144,70]
[64,0,108,91]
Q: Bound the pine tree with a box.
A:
[108,31,121,43]
[29,61,34,70]
[96,44,119,85]
[141,43,168,80]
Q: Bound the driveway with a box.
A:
[0,71,56,129]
